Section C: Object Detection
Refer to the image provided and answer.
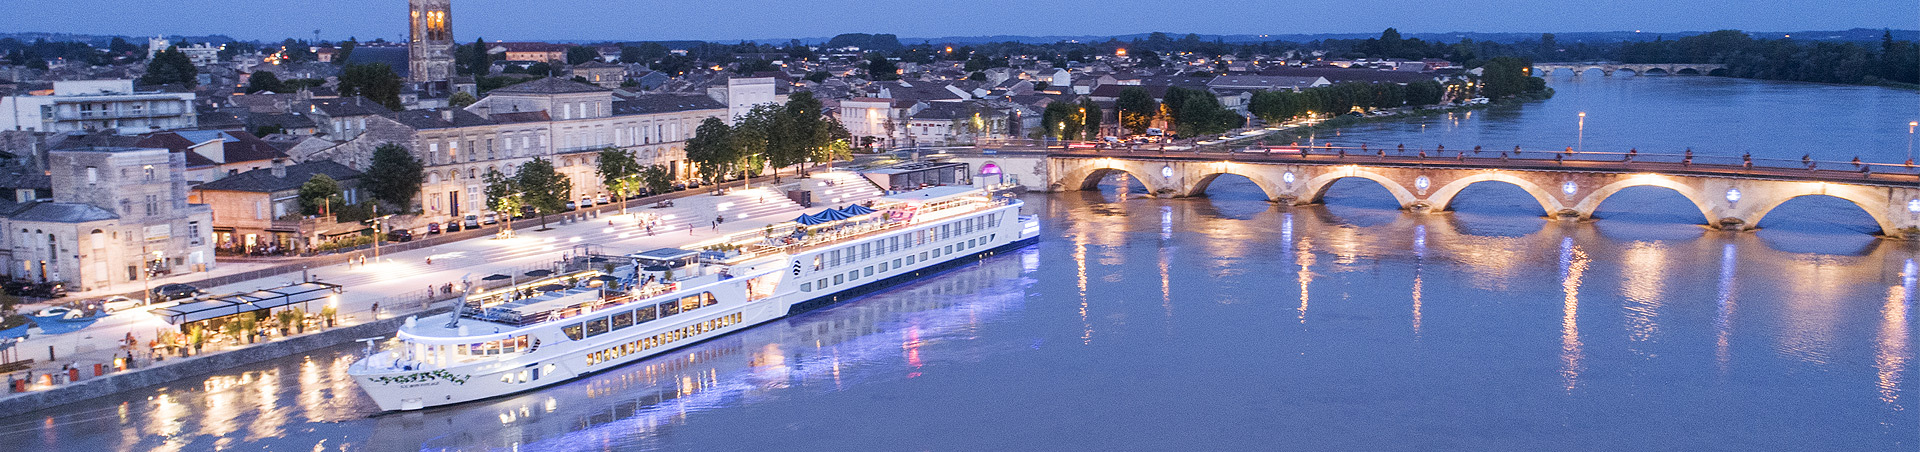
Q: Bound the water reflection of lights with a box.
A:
[1876,259,1914,407]
[1075,231,1092,344]
[1715,244,1738,373]
[1620,241,1667,344]
[1411,225,1426,335]
[1559,237,1589,392]
[1296,238,1314,324]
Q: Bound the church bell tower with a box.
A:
[407,0,455,83]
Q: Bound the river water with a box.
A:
[0,77,1914,451]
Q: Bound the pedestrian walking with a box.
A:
[371,302,380,319]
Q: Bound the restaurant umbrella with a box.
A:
[840,204,877,216]
[524,269,554,278]
[481,274,512,281]
[590,275,620,282]
[533,284,568,292]
[813,208,852,221]
[792,213,827,225]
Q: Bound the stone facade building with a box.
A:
[0,146,214,291]
[407,0,455,83]
[0,80,197,134]
[311,78,726,226]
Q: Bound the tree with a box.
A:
[1042,101,1082,140]
[298,174,342,216]
[335,38,356,65]
[448,91,476,108]
[482,168,522,228]
[278,39,315,63]
[595,148,644,212]
[769,91,832,177]
[865,53,899,81]
[804,71,830,83]
[362,143,424,210]
[338,63,404,110]
[685,117,734,181]
[731,104,777,179]
[515,157,572,230]
[1080,98,1104,141]
[638,164,672,195]
[139,46,197,87]
[108,37,141,60]
[1480,56,1537,99]
[246,71,285,94]
[525,62,553,77]
[566,46,600,65]
[458,38,490,76]
[1115,87,1158,135]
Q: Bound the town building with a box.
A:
[310,78,728,226]
[190,159,362,255]
[570,62,626,89]
[0,80,198,134]
[0,146,214,291]
[489,42,570,63]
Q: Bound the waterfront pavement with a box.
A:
[1,171,887,395]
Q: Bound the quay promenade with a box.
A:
[0,171,886,415]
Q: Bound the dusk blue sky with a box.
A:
[4,0,1912,42]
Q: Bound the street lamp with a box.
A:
[1577,112,1586,153]
[1908,120,1917,163]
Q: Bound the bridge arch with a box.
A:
[1067,167,1156,192]
[1742,186,1896,235]
[1426,172,1566,216]
[1188,171,1285,201]
[1571,176,1716,222]
[1299,168,1419,208]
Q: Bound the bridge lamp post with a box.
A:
[1577,112,1586,153]
[1907,121,1916,163]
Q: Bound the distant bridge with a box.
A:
[943,146,1920,238]
[1532,61,1728,76]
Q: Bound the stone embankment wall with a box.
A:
[0,307,449,418]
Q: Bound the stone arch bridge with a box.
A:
[1532,62,1728,76]
[1042,153,1920,238]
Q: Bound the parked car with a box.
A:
[31,282,65,298]
[427,223,441,234]
[151,283,200,302]
[98,295,145,313]
[462,215,481,229]
[2,281,33,296]
[595,194,609,205]
[446,221,463,232]
[578,196,594,207]
[387,229,413,242]
[564,201,577,212]
[481,212,499,225]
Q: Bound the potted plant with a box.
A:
[321,305,337,327]
[187,326,204,355]
[292,308,306,333]
[277,310,296,336]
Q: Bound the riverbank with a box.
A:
[0,303,452,418]
[1256,88,1557,145]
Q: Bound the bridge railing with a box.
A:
[1050,144,1920,186]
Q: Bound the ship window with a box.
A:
[864,267,873,277]
[563,323,584,340]
[518,370,529,383]
[945,245,954,254]
[501,374,513,384]
[635,306,657,323]
[610,311,634,330]
[909,255,918,264]
[801,282,812,292]
[833,274,843,285]
[893,258,902,268]
[890,237,900,252]
[661,300,681,317]
[861,243,870,259]
[703,292,717,306]
[817,278,827,288]
[878,262,887,272]
[812,254,823,270]
[847,270,858,281]
[585,318,609,337]
[679,295,702,311]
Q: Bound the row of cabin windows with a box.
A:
[801,233,996,292]
[561,292,718,341]
[585,312,743,366]
[812,214,1002,271]
[456,335,531,356]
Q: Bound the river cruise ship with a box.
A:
[348,186,1039,411]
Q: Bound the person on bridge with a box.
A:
[1851,156,1862,168]
[1802,153,1812,167]
[1743,153,1753,168]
